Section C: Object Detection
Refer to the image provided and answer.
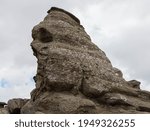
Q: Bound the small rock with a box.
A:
[7,98,29,114]
[128,80,141,89]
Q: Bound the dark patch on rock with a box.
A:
[0,102,7,108]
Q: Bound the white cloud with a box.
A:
[0,66,35,102]
[0,84,33,102]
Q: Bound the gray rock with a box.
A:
[22,92,96,114]
[128,80,141,89]
[20,7,150,114]
[7,98,28,114]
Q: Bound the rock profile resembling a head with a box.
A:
[20,7,150,114]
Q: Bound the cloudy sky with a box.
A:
[0,0,150,102]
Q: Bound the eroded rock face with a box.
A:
[21,7,150,114]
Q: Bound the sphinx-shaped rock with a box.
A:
[21,7,150,114]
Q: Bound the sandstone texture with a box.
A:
[1,7,150,114]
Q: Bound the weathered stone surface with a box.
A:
[22,92,96,114]
[10,7,150,114]
[7,98,28,114]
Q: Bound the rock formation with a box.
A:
[1,7,150,114]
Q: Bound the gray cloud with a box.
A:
[0,0,150,101]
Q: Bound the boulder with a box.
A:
[7,98,28,114]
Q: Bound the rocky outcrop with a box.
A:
[20,7,150,114]
[1,7,150,114]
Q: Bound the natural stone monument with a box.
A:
[1,7,150,114]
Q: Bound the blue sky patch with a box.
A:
[0,79,10,88]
